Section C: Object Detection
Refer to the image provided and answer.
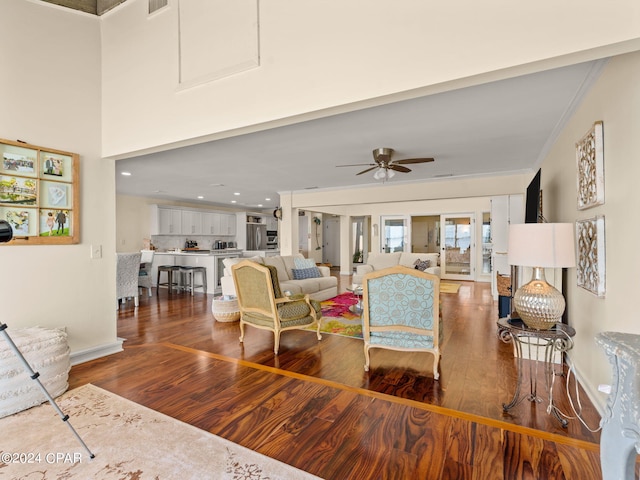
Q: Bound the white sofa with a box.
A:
[221,253,338,302]
[352,252,441,285]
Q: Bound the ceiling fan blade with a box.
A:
[357,166,378,175]
[393,157,435,165]
[388,165,411,173]
[336,163,376,168]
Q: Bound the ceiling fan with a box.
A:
[337,147,434,180]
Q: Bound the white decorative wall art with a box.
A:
[576,121,605,210]
[576,216,606,297]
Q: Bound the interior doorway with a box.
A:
[323,216,340,267]
[351,216,368,267]
[440,214,475,281]
[411,215,440,253]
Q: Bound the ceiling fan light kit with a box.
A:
[336,147,434,182]
[373,167,395,181]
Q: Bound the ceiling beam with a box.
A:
[40,0,128,16]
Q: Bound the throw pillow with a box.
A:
[291,267,321,280]
[414,259,431,271]
[294,257,316,269]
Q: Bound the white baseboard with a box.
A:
[70,338,124,366]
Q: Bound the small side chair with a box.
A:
[362,265,442,379]
[232,260,322,354]
[116,252,142,309]
[138,249,154,297]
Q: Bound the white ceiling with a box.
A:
[115,60,605,210]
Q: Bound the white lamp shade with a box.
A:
[508,223,575,268]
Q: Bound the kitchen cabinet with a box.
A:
[151,205,238,236]
[219,213,237,236]
[151,206,183,235]
[152,251,240,294]
[266,216,278,231]
[181,210,202,235]
[202,212,236,236]
[202,213,216,235]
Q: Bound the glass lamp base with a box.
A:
[513,267,565,330]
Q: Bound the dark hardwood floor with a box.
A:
[69,273,612,479]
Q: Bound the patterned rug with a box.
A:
[0,384,321,479]
[319,292,362,338]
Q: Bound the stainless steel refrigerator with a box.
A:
[246,223,267,250]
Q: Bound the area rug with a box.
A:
[440,282,461,294]
[318,292,362,338]
[0,384,321,479]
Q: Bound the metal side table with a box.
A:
[497,318,575,427]
[596,332,640,480]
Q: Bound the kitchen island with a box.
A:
[243,249,280,258]
[151,249,241,295]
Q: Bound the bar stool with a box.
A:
[179,266,207,296]
[157,265,181,293]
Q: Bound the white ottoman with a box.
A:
[212,296,240,322]
[0,327,70,418]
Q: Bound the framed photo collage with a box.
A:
[0,138,79,245]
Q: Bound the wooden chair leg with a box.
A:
[364,344,371,372]
[274,331,280,355]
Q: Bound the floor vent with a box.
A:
[149,0,168,15]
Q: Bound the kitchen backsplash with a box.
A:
[151,235,236,251]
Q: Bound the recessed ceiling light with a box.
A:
[257,204,263,207]
[197,195,204,199]
[265,198,271,201]
[231,200,237,204]
[233,192,240,196]
[121,171,132,176]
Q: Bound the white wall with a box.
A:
[101,0,640,160]
[0,1,119,359]
[540,50,640,413]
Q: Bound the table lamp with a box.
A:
[507,223,575,330]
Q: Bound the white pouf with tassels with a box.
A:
[0,326,70,418]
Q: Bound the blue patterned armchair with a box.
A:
[362,265,442,379]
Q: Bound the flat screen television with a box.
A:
[525,169,541,223]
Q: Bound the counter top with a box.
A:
[154,249,242,256]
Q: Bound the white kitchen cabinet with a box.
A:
[151,206,183,235]
[202,212,217,235]
[266,216,278,231]
[219,213,236,235]
[151,205,238,237]
[181,210,202,235]
[202,212,236,235]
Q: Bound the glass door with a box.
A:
[441,214,475,280]
[381,215,410,253]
